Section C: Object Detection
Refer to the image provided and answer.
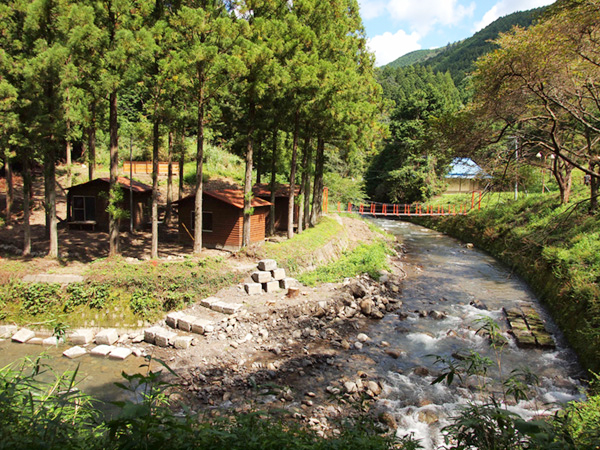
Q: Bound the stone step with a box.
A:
[503,305,555,350]
[23,274,85,284]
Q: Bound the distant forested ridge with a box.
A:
[384,7,547,85]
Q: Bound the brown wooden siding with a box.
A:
[177,196,268,250]
[123,161,180,175]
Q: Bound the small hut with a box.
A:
[445,158,490,194]
[66,177,152,231]
[175,189,271,251]
[252,183,299,231]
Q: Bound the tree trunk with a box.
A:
[165,130,174,225]
[88,104,96,180]
[65,116,72,187]
[45,145,58,258]
[268,127,277,236]
[310,137,325,226]
[178,129,185,200]
[553,157,573,204]
[590,161,599,212]
[193,86,205,255]
[297,135,311,234]
[23,154,31,256]
[303,145,312,230]
[108,90,120,257]
[151,119,160,259]
[4,149,12,224]
[256,135,262,184]
[243,99,256,248]
[287,111,299,239]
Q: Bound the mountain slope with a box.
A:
[384,7,547,84]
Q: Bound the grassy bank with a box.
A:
[412,189,600,373]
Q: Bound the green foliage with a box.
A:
[64,283,110,312]
[104,185,130,222]
[298,241,391,286]
[21,283,62,316]
[129,290,161,320]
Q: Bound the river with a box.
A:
[366,219,584,449]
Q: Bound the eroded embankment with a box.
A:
[407,207,600,373]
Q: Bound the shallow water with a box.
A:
[367,219,583,449]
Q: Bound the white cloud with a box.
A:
[368,29,422,66]
[358,0,388,20]
[474,0,555,31]
[386,0,476,34]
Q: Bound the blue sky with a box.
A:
[360,0,556,66]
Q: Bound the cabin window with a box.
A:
[191,212,213,232]
[72,196,96,222]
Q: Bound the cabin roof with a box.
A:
[175,189,271,209]
[253,183,300,197]
[446,158,490,179]
[68,177,152,193]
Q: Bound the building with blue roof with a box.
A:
[445,158,490,193]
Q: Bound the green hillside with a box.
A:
[385,48,442,68]
[384,7,547,84]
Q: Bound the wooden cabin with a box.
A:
[445,158,490,194]
[66,177,152,231]
[175,189,271,251]
[252,183,299,231]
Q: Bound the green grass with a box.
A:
[411,188,600,372]
[258,217,347,275]
[298,241,391,286]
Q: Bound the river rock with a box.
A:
[413,366,430,377]
[360,298,374,316]
[367,381,382,396]
[174,336,194,349]
[379,411,397,430]
[418,409,439,425]
[70,329,95,345]
[354,341,363,350]
[371,309,384,319]
[95,329,119,345]
[63,346,87,359]
[470,299,488,310]
[429,310,447,320]
[344,381,358,394]
[11,328,35,343]
[109,347,132,360]
[357,333,370,342]
[385,349,403,359]
[347,281,367,299]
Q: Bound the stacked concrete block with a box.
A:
[271,268,286,281]
[243,260,293,295]
[200,297,221,308]
[244,283,262,295]
[166,311,185,329]
[95,329,119,345]
[176,315,196,332]
[191,318,214,335]
[173,336,194,349]
[251,271,272,283]
[258,259,277,271]
[264,280,280,293]
[144,326,164,344]
[155,329,177,347]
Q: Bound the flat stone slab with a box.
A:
[63,346,87,359]
[144,326,164,344]
[200,297,221,308]
[252,271,273,283]
[23,274,85,284]
[42,336,64,346]
[166,311,185,329]
[263,280,280,293]
[271,268,286,281]
[0,325,18,338]
[173,336,194,349]
[28,337,44,345]
[12,328,35,343]
[70,329,95,345]
[244,282,262,295]
[95,328,119,345]
[109,347,133,360]
[504,305,555,350]
[90,345,115,356]
[191,318,214,335]
[258,259,277,271]
[155,329,177,347]
[219,303,244,315]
